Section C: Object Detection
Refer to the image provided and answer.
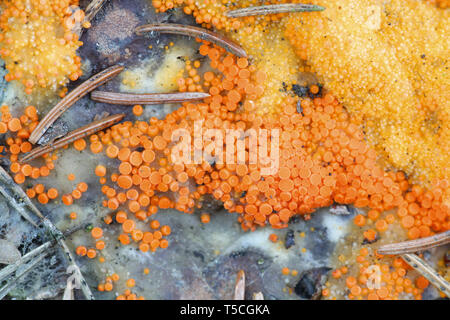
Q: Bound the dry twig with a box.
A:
[135,23,247,57]
[0,252,48,299]
[0,165,42,226]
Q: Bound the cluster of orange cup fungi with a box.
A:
[116,291,145,300]
[0,0,86,95]
[326,250,432,300]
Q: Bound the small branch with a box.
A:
[226,3,325,18]
[135,23,247,58]
[91,91,210,105]
[402,253,450,298]
[0,166,42,226]
[234,270,245,300]
[29,65,124,145]
[378,231,450,255]
[252,291,264,300]
[0,165,94,300]
[20,114,124,163]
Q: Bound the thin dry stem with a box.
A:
[0,165,94,300]
[135,23,247,57]
[0,241,53,284]
[226,3,325,18]
[402,253,450,298]
[20,114,124,163]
